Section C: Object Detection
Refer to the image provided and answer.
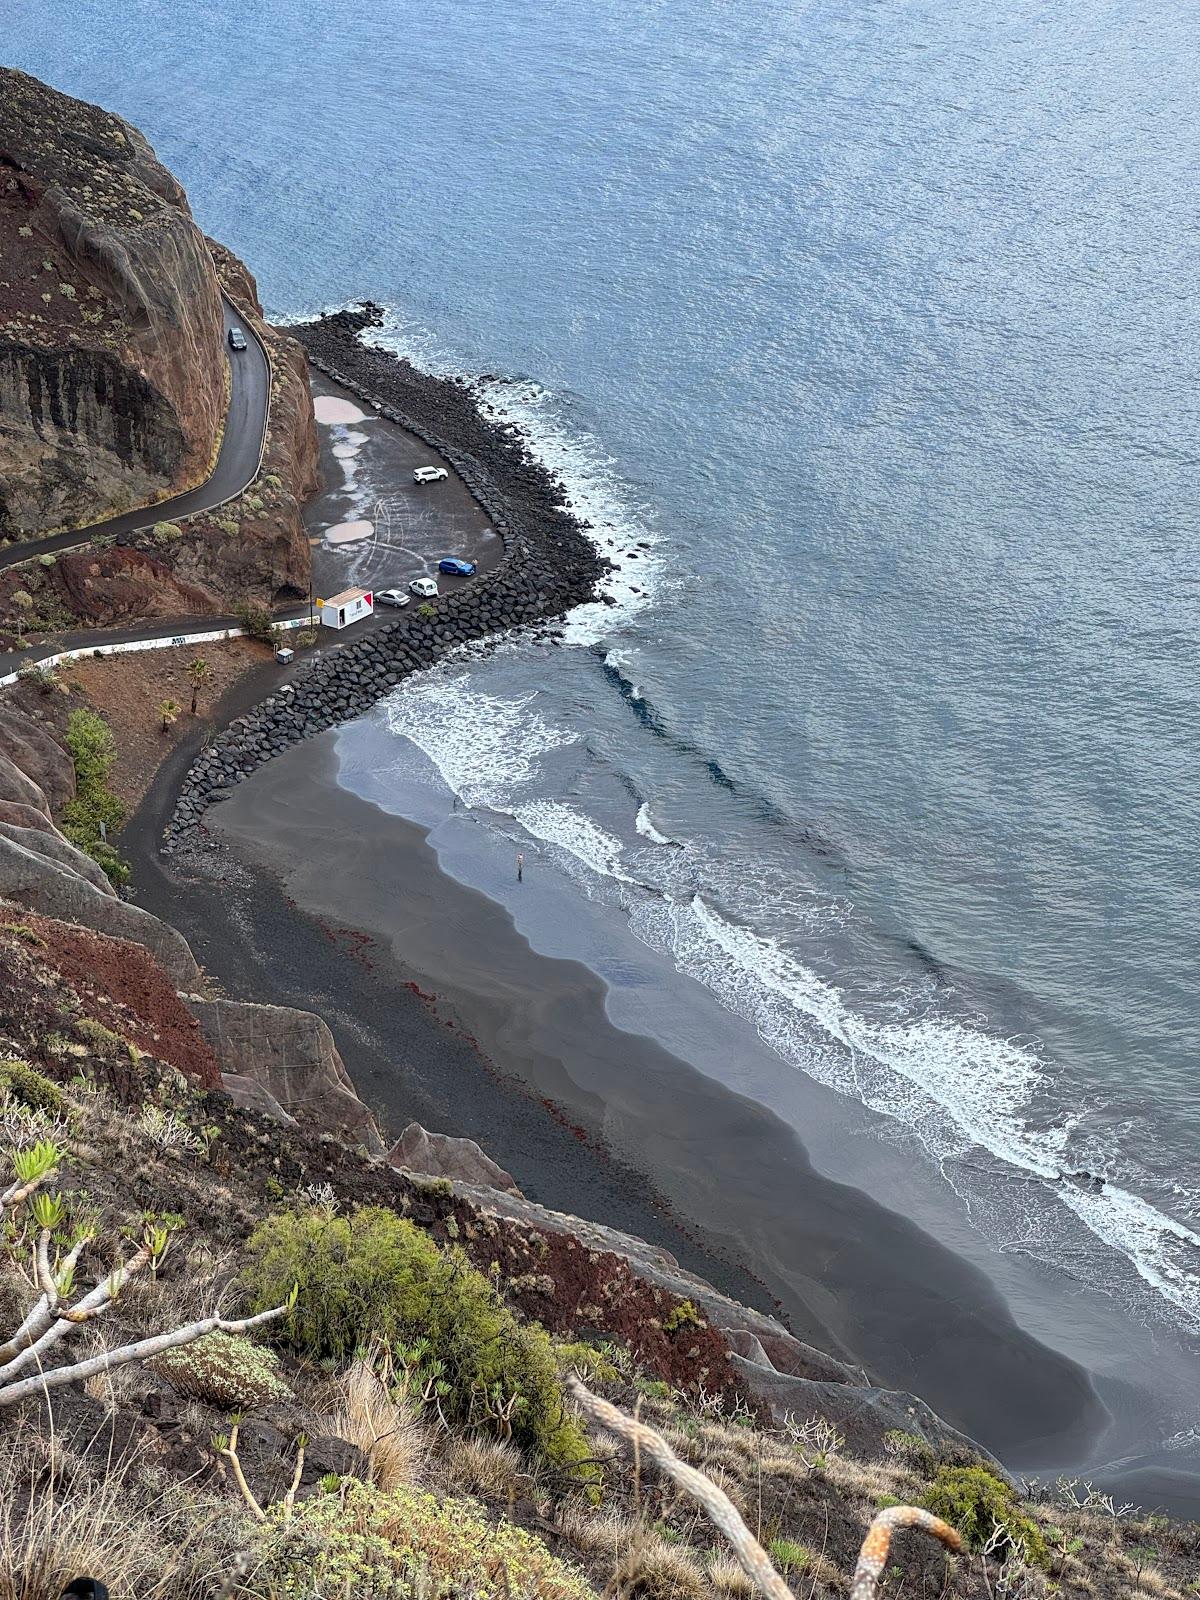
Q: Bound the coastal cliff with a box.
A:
[0,69,225,538]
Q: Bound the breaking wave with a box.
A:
[378,660,1200,1338]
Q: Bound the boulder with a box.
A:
[387,1122,522,1196]
[219,1070,296,1126]
[0,799,56,833]
[0,710,74,811]
[727,1357,986,1462]
[0,819,113,895]
[0,754,51,817]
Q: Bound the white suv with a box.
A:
[413,465,448,484]
[410,577,439,598]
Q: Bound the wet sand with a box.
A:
[174,731,1125,1471]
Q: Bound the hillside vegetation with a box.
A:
[0,1014,1195,1600]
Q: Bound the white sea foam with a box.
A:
[382,670,576,810]
[606,648,644,700]
[515,801,633,881]
[664,895,1200,1330]
[379,653,1200,1331]
[635,802,676,845]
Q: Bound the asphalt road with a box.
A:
[0,295,268,575]
[0,297,269,677]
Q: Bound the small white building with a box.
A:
[318,587,374,630]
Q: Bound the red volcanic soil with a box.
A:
[0,910,220,1088]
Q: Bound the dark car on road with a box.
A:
[228,328,248,351]
[438,558,477,577]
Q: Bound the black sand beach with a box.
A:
[130,729,1113,1472]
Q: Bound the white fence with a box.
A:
[0,615,310,688]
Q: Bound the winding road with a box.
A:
[0,295,271,677]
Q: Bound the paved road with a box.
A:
[0,295,268,576]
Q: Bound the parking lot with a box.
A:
[306,371,503,609]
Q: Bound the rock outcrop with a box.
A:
[0,69,226,537]
[0,828,199,987]
[191,996,385,1156]
[0,705,74,809]
[442,1177,985,1460]
[388,1121,522,1195]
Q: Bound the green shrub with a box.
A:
[243,1206,591,1473]
[634,1375,672,1400]
[292,627,318,648]
[554,1340,620,1384]
[662,1299,704,1335]
[262,1478,593,1600]
[152,520,182,546]
[151,1330,291,1410]
[234,600,276,643]
[417,602,436,619]
[60,708,129,886]
[74,1017,126,1056]
[923,1465,1048,1567]
[0,1058,63,1115]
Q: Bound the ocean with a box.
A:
[13,0,1200,1476]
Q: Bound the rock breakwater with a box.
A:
[163,307,607,848]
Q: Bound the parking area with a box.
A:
[305,371,503,609]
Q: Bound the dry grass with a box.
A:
[443,1434,526,1502]
[0,1428,253,1600]
[558,1505,640,1561]
[823,1452,914,1503]
[320,1356,427,1491]
[706,1550,759,1596]
[611,1528,709,1600]
[699,1463,751,1518]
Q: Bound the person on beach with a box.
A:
[517,852,524,882]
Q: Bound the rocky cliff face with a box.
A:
[0,69,226,538]
[154,243,320,607]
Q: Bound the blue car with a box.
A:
[438,557,477,577]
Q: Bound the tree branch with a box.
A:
[0,1301,289,1409]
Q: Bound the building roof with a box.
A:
[323,587,371,608]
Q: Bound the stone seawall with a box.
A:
[163,319,606,849]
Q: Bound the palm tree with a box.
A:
[159,698,181,734]
[188,656,213,715]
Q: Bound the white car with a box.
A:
[410,577,439,598]
[375,588,411,608]
[413,465,448,485]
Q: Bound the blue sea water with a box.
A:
[13,0,1200,1416]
